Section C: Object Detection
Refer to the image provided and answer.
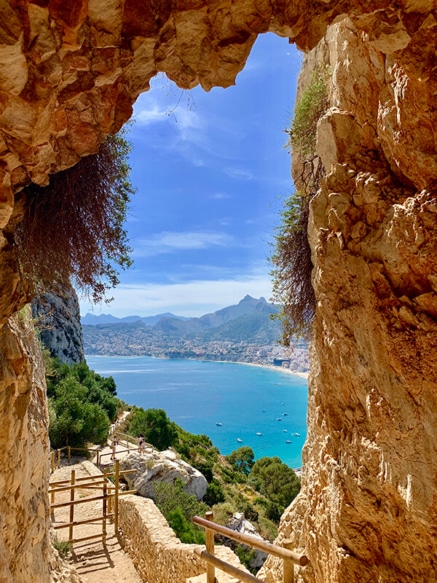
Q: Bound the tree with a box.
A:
[227,446,255,475]
[248,457,300,512]
[15,127,135,304]
[128,408,177,450]
[49,376,110,448]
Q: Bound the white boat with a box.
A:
[256,432,262,436]
[286,440,292,444]
[292,432,301,437]
[283,429,288,433]
[237,438,243,443]
[277,418,282,421]
[216,422,222,426]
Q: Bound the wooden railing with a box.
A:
[49,459,136,543]
[193,512,308,583]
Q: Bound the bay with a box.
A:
[86,355,308,468]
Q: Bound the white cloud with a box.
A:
[223,167,254,180]
[133,230,233,257]
[209,192,231,200]
[80,275,273,318]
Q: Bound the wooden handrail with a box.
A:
[193,515,308,566]
[194,548,263,583]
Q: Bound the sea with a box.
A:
[86,355,308,469]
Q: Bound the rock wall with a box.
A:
[32,282,85,365]
[118,495,246,583]
[0,2,436,583]
[0,309,52,583]
[261,13,437,583]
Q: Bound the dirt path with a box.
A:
[50,461,143,583]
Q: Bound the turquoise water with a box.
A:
[86,355,308,468]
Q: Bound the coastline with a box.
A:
[86,352,309,380]
[235,360,309,380]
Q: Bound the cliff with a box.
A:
[32,282,85,365]
[0,2,435,583]
[261,14,437,583]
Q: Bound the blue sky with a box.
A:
[80,33,302,318]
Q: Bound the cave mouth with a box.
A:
[76,33,308,469]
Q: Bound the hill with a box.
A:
[80,296,308,368]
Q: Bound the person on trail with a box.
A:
[138,434,144,453]
[111,435,119,460]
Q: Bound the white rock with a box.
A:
[119,450,208,500]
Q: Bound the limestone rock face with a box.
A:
[0,310,52,583]
[0,3,435,583]
[119,449,208,501]
[260,14,437,583]
[32,281,85,365]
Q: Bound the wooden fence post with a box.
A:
[67,446,71,464]
[51,451,55,473]
[283,539,296,583]
[114,460,120,533]
[205,511,215,583]
[103,469,108,543]
[69,470,76,542]
[57,449,61,469]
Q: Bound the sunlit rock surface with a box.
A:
[0,2,435,582]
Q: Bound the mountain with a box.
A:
[82,296,286,357]
[81,311,190,326]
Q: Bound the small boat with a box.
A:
[283,413,288,416]
[283,429,288,433]
[256,432,262,436]
[237,438,243,443]
[216,423,222,426]
[276,418,282,421]
[292,432,301,437]
[285,440,292,444]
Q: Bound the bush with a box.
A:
[248,457,300,515]
[203,479,225,506]
[127,408,177,450]
[270,66,330,344]
[226,446,255,476]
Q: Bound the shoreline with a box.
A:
[85,353,309,380]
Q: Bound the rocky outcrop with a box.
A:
[32,282,85,365]
[0,3,436,583]
[0,308,52,583]
[119,449,208,501]
[260,14,437,583]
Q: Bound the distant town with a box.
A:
[82,296,310,373]
[84,331,310,373]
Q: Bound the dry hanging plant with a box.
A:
[14,128,134,304]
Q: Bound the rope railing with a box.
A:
[193,512,308,583]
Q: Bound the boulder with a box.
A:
[119,449,208,501]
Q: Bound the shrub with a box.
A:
[53,538,72,559]
[270,67,330,344]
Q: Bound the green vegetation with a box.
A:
[123,408,300,543]
[47,358,121,449]
[127,407,178,451]
[154,480,207,544]
[15,126,135,304]
[53,538,72,559]
[270,66,330,344]
[286,66,329,158]
[227,446,255,475]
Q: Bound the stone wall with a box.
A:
[118,495,245,583]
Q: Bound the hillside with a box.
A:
[81,296,308,369]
